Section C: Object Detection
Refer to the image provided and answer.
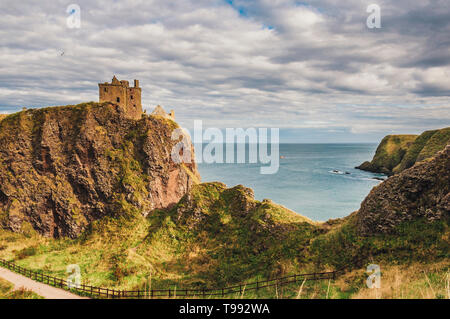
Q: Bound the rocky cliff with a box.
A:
[393,127,450,173]
[0,102,199,238]
[311,145,449,270]
[356,134,417,175]
[356,145,450,235]
[356,127,450,175]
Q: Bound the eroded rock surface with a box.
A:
[357,146,449,235]
[0,102,199,238]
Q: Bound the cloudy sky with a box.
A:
[1,0,449,142]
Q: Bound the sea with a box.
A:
[197,143,386,221]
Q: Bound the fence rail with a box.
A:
[0,258,340,299]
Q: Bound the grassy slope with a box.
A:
[0,277,43,299]
[0,106,448,298]
[0,183,323,292]
[310,211,450,271]
[358,127,450,175]
[0,181,448,298]
[393,127,450,173]
[358,135,417,174]
[145,183,321,287]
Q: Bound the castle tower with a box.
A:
[98,76,142,120]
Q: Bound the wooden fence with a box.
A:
[0,258,340,299]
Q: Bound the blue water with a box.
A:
[197,143,385,221]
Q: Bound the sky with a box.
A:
[0,0,449,142]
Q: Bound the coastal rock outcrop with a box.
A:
[356,145,450,235]
[0,102,199,238]
[356,134,417,175]
[356,127,450,175]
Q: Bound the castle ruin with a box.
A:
[98,76,142,120]
[98,76,175,121]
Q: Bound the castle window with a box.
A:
[104,88,107,92]
[130,95,134,100]
[116,97,120,103]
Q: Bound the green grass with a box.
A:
[366,135,417,174]
[0,182,323,293]
[310,213,450,271]
[0,277,44,299]
[0,183,448,299]
[359,128,449,175]
[394,127,450,173]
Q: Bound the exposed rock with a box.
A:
[356,145,450,235]
[393,127,450,173]
[0,102,199,238]
[356,134,417,175]
[356,127,449,175]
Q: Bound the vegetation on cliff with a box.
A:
[0,164,448,298]
[393,127,450,173]
[0,102,199,238]
[313,146,449,271]
[356,134,417,174]
[0,182,324,290]
[356,127,450,175]
[0,103,448,298]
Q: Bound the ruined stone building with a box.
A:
[98,75,142,120]
[151,105,175,120]
[99,76,175,121]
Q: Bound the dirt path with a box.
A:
[0,266,88,299]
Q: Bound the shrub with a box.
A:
[15,246,37,260]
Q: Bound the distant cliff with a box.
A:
[0,102,199,238]
[356,127,450,175]
[311,145,449,269]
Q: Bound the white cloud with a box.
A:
[0,0,449,139]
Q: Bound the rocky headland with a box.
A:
[356,127,450,175]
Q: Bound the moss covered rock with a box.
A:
[146,182,321,286]
[357,127,449,175]
[357,145,449,235]
[0,102,199,238]
[356,134,417,175]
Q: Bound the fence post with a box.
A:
[151,289,153,299]
[107,288,109,298]
[222,288,224,297]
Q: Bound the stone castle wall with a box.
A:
[98,76,142,120]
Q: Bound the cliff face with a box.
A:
[357,127,450,175]
[0,102,199,238]
[311,146,449,270]
[356,145,450,235]
[356,135,417,175]
[393,127,450,173]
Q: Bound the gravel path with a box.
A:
[0,266,88,299]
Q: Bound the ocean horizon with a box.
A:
[197,143,385,221]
